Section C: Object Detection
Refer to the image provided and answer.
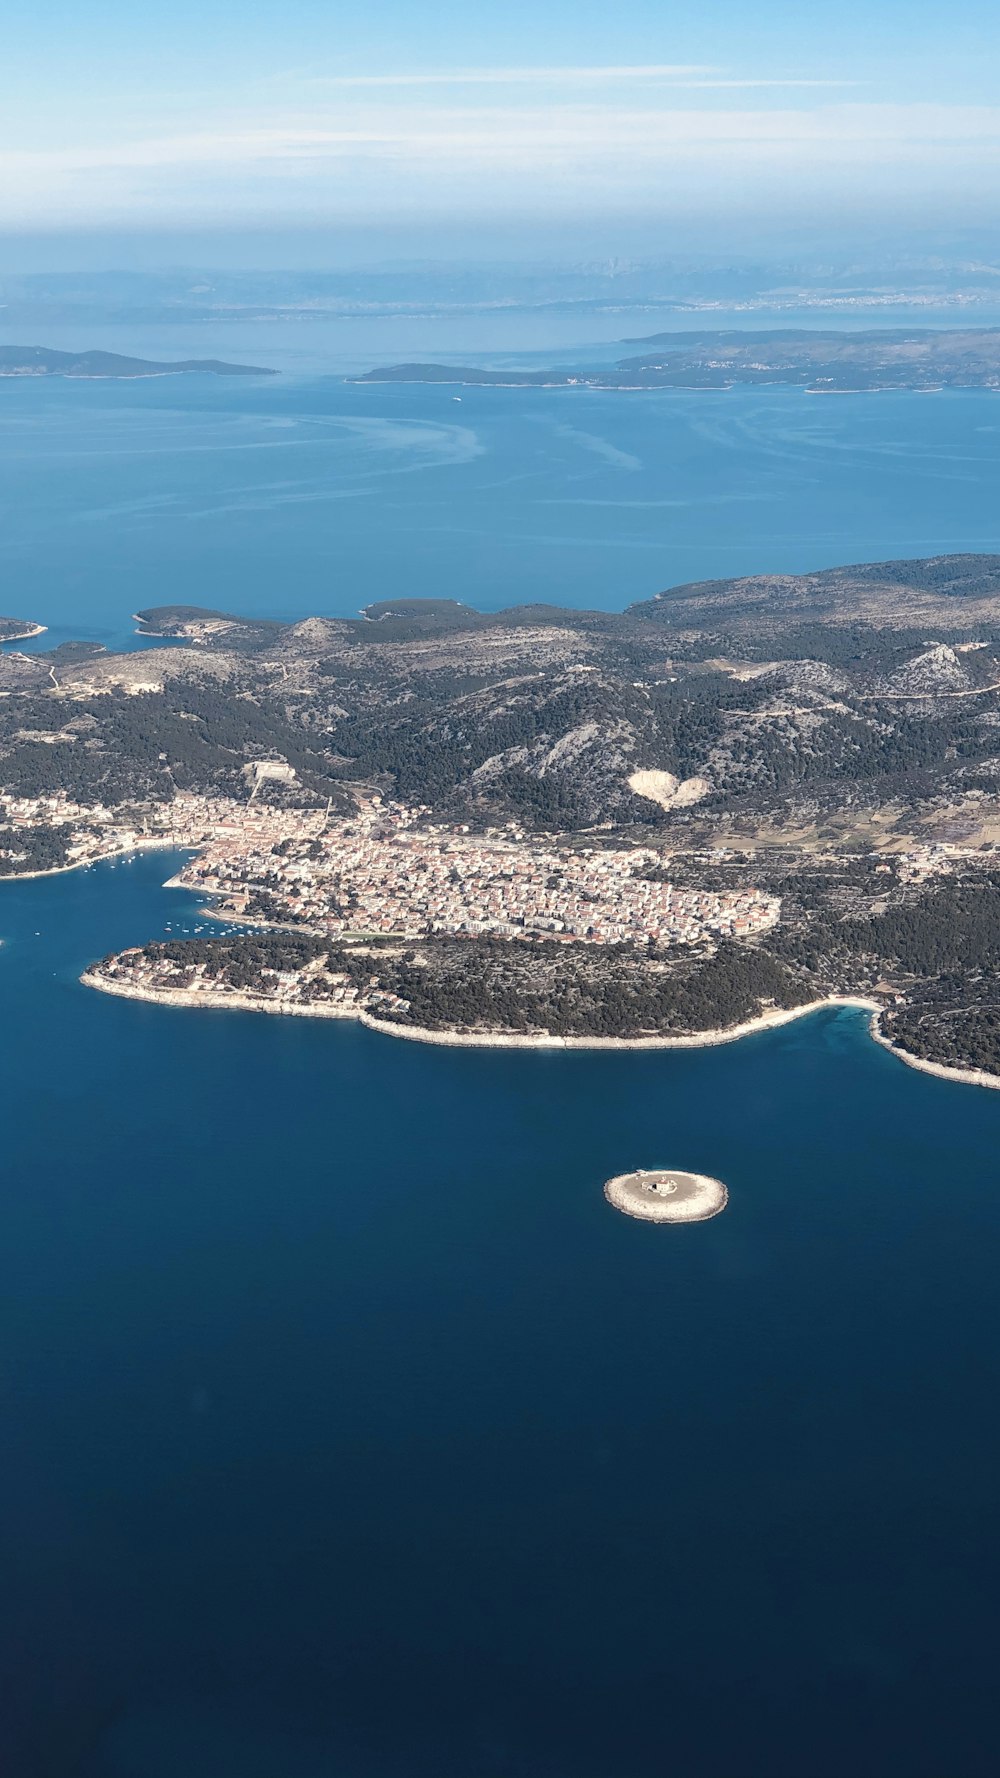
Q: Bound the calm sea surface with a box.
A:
[3,314,1000,650]
[3,855,1000,1777]
[4,321,1000,1775]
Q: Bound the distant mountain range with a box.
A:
[1,258,999,328]
[0,346,275,379]
[355,328,1000,393]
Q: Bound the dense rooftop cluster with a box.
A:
[178,796,780,946]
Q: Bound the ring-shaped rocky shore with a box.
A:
[604,1168,728,1223]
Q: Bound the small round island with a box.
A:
[604,1167,728,1224]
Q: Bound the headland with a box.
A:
[75,956,1000,1091]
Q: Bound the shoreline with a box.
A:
[867,1019,1000,1091]
[74,974,868,1053]
[0,837,179,884]
[3,838,987,1089]
[1,623,48,645]
[350,377,972,397]
[355,995,883,1052]
[5,847,990,1091]
[80,972,361,1024]
[75,970,1000,1087]
[604,1168,728,1223]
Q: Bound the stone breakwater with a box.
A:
[604,1169,729,1223]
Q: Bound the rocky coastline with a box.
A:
[867,1020,1000,1091]
[77,964,1000,1087]
[75,969,905,1060]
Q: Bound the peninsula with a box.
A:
[0,346,275,379]
[354,328,1000,393]
[3,556,1000,1077]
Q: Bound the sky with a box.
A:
[4,0,1000,258]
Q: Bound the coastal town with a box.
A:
[176,796,781,946]
[10,781,998,1072]
[0,787,781,946]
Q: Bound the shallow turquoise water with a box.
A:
[3,853,1000,1775]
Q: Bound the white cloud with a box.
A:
[10,103,1000,167]
[303,65,723,87]
[299,66,857,91]
[5,102,1000,225]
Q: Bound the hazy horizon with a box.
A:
[5,0,1000,262]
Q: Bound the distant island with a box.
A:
[354,328,1000,393]
[0,346,275,380]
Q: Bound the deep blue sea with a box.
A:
[4,855,1000,1778]
[4,314,1000,1776]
